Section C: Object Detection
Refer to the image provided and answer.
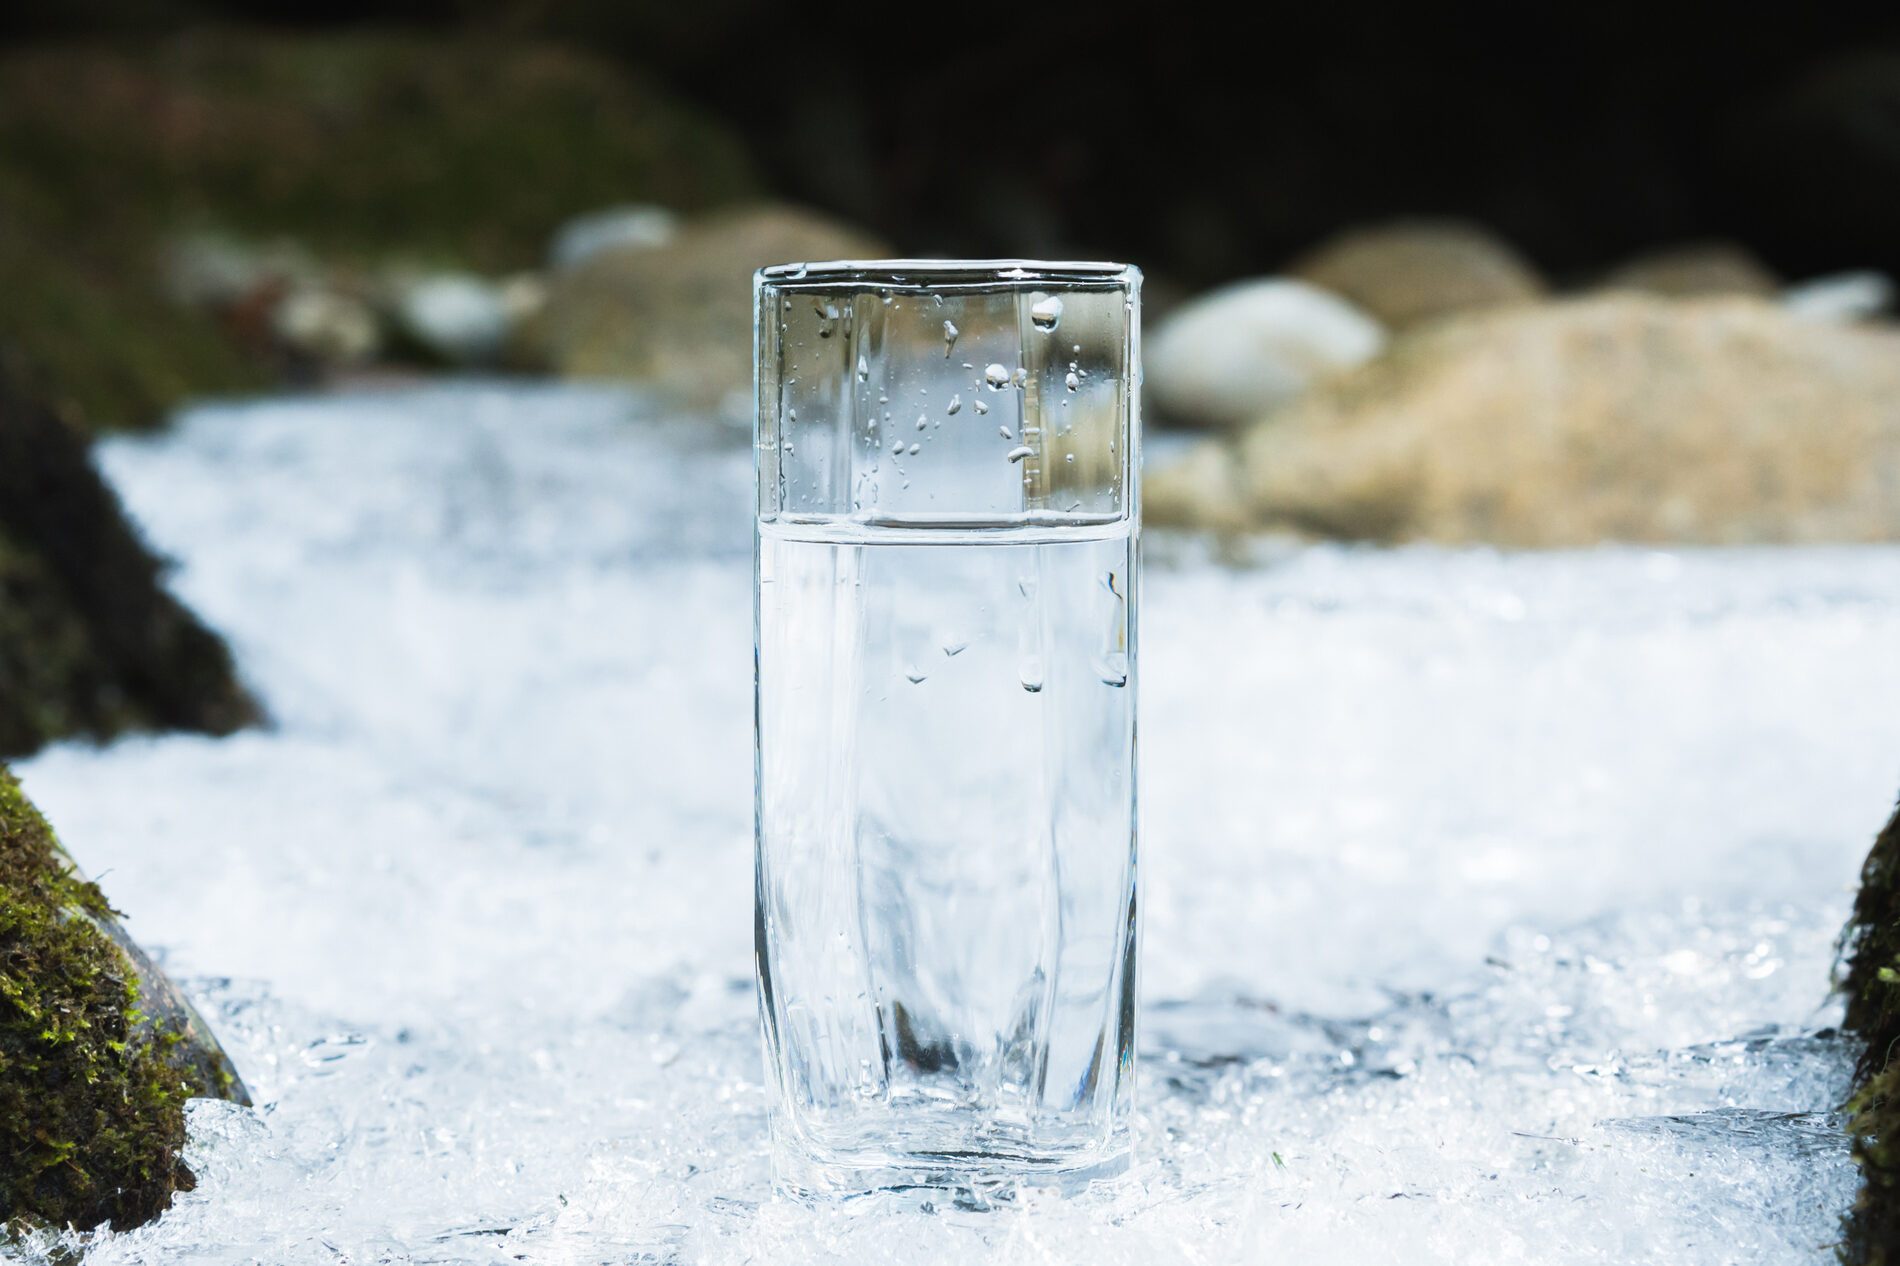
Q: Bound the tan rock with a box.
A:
[1153,295,1900,546]
[1287,219,1545,330]
[529,203,888,409]
[1601,241,1780,298]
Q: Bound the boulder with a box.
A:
[1840,793,1900,1265]
[1144,279,1385,430]
[0,360,260,757]
[1783,271,1894,324]
[1,766,249,1230]
[390,273,516,366]
[549,205,680,270]
[528,203,887,410]
[1151,295,1900,546]
[1601,241,1780,298]
[1287,219,1546,330]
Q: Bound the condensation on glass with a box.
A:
[753,260,1141,1199]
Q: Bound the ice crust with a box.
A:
[10,383,1900,1263]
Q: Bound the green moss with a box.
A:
[1840,797,1900,1264]
[0,767,217,1230]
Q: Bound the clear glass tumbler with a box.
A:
[753,260,1141,1199]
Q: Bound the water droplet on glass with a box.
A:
[1011,367,1029,388]
[890,437,904,454]
[998,425,1014,440]
[1030,296,1064,330]
[856,356,869,381]
[1065,452,1075,463]
[1099,652,1128,688]
[1020,658,1045,693]
[943,320,959,357]
[946,394,962,416]
[1065,370,1080,392]
[942,634,969,657]
[915,414,928,431]
[984,363,1011,390]
[973,399,990,415]
[907,442,921,455]
[787,407,797,422]
[1006,445,1033,463]
[906,665,928,684]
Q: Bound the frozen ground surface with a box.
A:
[11,382,1900,1264]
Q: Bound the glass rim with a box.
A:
[755,258,1140,288]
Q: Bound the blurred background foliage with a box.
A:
[7,1,1898,283]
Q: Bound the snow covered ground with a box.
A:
[12,382,1900,1264]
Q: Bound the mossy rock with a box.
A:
[0,358,260,757]
[1843,796,1900,1264]
[1,765,249,1231]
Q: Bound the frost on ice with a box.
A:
[10,383,1900,1264]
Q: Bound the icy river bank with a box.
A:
[12,383,1900,1263]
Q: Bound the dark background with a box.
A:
[8,1,1900,288]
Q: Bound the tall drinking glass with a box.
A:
[754,260,1141,1198]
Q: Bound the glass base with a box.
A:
[771,1134,1132,1207]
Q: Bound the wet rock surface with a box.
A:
[0,363,257,757]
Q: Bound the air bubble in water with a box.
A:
[984,364,1011,390]
[1006,445,1033,463]
[1030,296,1064,330]
[943,320,959,357]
